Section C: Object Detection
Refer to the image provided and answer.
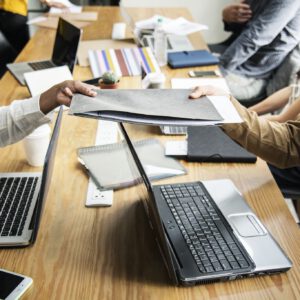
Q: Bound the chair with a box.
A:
[281,187,300,222]
[0,32,17,78]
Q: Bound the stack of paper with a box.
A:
[88,47,160,77]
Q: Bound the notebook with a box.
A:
[0,107,63,247]
[7,18,82,86]
[168,50,219,69]
[186,126,257,163]
[118,122,292,285]
[77,139,186,190]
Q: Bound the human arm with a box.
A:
[0,81,97,147]
[266,97,300,122]
[249,86,291,115]
[189,86,300,168]
[220,0,300,71]
[40,0,68,8]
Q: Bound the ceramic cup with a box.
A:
[23,124,51,167]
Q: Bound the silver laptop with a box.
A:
[7,18,82,86]
[119,122,292,285]
[0,107,63,247]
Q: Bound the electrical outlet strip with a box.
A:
[85,120,119,207]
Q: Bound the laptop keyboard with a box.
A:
[161,182,251,274]
[29,61,56,71]
[0,177,38,237]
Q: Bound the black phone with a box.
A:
[0,269,32,300]
[83,77,102,86]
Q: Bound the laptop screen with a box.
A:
[118,123,178,283]
[30,107,63,243]
[51,18,82,73]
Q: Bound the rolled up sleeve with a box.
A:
[222,96,300,168]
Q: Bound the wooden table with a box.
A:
[0,7,299,300]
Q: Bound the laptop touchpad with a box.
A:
[228,214,266,237]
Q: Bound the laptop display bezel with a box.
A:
[30,107,63,244]
[118,122,179,284]
[51,18,82,73]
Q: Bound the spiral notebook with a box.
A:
[77,139,186,190]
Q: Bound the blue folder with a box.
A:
[168,50,219,69]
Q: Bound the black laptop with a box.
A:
[7,18,82,85]
[119,122,291,285]
[0,107,63,247]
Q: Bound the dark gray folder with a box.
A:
[187,126,257,163]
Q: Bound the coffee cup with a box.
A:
[142,72,166,89]
[112,22,126,40]
[148,73,166,89]
[23,124,51,167]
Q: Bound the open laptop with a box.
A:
[119,123,292,285]
[7,18,82,86]
[0,107,63,247]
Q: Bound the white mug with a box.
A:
[23,124,51,167]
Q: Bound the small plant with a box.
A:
[99,71,120,89]
[101,71,120,84]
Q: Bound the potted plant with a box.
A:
[98,71,120,89]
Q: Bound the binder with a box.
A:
[168,50,219,69]
[187,126,257,163]
[77,139,186,190]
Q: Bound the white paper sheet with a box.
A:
[135,15,207,35]
[171,78,242,124]
[24,66,73,96]
[48,0,82,13]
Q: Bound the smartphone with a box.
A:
[0,269,32,300]
[188,70,220,77]
[83,77,102,86]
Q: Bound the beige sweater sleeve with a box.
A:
[221,96,300,168]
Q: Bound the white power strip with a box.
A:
[85,120,119,207]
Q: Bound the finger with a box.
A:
[238,3,251,10]
[189,86,206,99]
[72,81,98,97]
[63,87,73,97]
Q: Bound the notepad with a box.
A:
[77,139,186,190]
[88,47,160,78]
